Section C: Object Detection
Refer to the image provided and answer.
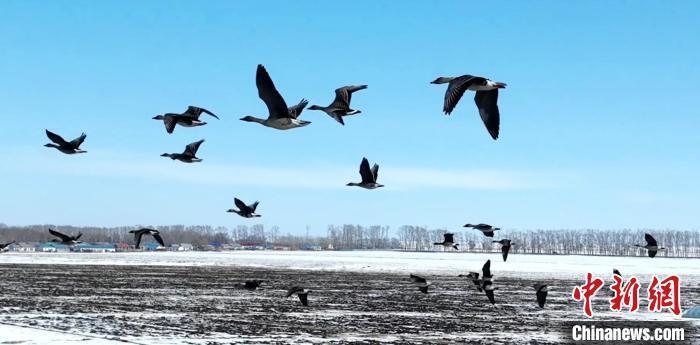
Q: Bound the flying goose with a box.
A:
[493,239,512,262]
[464,223,501,237]
[153,106,219,134]
[48,229,82,245]
[161,139,205,163]
[44,130,87,154]
[534,283,548,308]
[431,75,506,140]
[234,280,263,291]
[286,286,311,306]
[458,272,483,292]
[129,228,165,249]
[347,157,383,189]
[240,64,310,130]
[434,233,459,250]
[409,274,430,294]
[308,85,368,125]
[227,198,261,218]
[481,260,497,304]
[635,233,666,258]
[0,241,16,252]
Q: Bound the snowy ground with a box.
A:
[0,251,698,344]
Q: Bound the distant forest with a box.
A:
[1,223,699,257]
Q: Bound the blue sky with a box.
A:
[1,1,698,234]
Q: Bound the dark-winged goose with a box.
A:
[44,130,87,154]
[0,241,16,252]
[48,229,82,245]
[347,157,383,189]
[234,280,263,291]
[431,75,506,140]
[129,228,165,249]
[286,286,311,306]
[227,198,261,218]
[240,64,310,130]
[635,233,666,258]
[308,85,368,125]
[434,233,459,250]
[464,223,501,237]
[493,239,512,262]
[409,274,430,294]
[481,260,497,304]
[161,139,205,163]
[534,284,548,308]
[153,106,219,134]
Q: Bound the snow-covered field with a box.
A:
[0,251,698,344]
[2,250,699,279]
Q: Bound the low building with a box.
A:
[169,243,194,251]
[75,243,117,253]
[38,242,70,252]
[10,242,39,252]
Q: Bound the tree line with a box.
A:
[1,223,699,257]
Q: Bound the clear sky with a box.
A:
[1,1,698,234]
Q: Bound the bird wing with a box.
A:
[613,268,622,276]
[287,99,308,119]
[256,64,290,119]
[153,233,165,247]
[482,260,492,278]
[49,229,71,242]
[249,201,260,212]
[536,289,547,308]
[298,293,308,306]
[474,90,500,140]
[134,232,143,249]
[444,233,454,243]
[184,139,205,156]
[163,115,177,134]
[501,244,510,262]
[69,133,87,149]
[286,286,303,297]
[442,75,481,115]
[330,85,367,109]
[45,130,70,146]
[370,164,379,182]
[419,286,429,294]
[410,274,426,283]
[186,106,219,120]
[645,233,657,247]
[74,233,82,240]
[358,158,374,183]
[234,198,249,212]
[485,288,496,304]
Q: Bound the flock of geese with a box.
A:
[11,63,665,308]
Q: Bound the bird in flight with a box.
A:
[493,239,512,262]
[44,129,87,154]
[286,286,311,306]
[161,139,205,163]
[635,233,666,258]
[434,233,459,250]
[129,228,165,249]
[308,85,368,125]
[153,106,219,134]
[240,64,310,130]
[347,157,383,189]
[431,74,506,140]
[464,223,501,237]
[227,198,261,218]
[48,229,82,245]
